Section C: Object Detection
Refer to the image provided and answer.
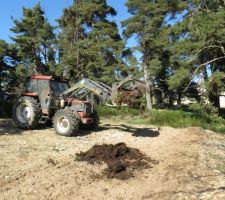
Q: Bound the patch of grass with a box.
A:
[131,109,203,128]
[96,105,139,117]
[96,105,225,133]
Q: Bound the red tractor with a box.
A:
[12,76,99,136]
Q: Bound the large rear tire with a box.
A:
[53,109,80,137]
[12,96,41,129]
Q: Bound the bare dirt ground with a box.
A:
[0,118,225,200]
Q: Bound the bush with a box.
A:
[190,103,224,124]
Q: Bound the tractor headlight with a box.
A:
[60,99,65,108]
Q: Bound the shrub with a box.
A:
[190,103,224,124]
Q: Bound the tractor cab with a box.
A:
[23,76,69,114]
[24,75,69,96]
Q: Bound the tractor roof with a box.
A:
[31,75,53,80]
[30,76,68,82]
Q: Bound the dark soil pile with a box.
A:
[76,142,158,180]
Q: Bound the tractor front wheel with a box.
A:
[53,109,80,137]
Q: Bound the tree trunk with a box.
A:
[198,71,209,104]
[169,93,173,107]
[143,62,152,110]
[177,92,182,107]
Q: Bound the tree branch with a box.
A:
[189,45,225,63]
[183,56,225,92]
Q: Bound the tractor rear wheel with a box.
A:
[12,96,41,129]
[53,109,80,137]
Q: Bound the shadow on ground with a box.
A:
[0,119,24,135]
[0,118,93,137]
[0,118,55,136]
[100,124,160,137]
[0,119,160,138]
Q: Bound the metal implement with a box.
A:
[63,77,145,106]
[63,78,112,102]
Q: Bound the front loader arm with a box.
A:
[63,78,112,102]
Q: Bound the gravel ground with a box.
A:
[0,119,225,200]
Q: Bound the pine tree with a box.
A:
[58,0,129,85]
[0,40,8,99]
[10,3,56,75]
[168,0,225,106]
[0,40,17,98]
[122,0,188,109]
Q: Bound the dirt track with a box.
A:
[0,119,225,200]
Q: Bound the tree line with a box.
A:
[1,0,225,110]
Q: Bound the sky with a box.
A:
[0,0,132,43]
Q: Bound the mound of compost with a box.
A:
[76,142,157,180]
